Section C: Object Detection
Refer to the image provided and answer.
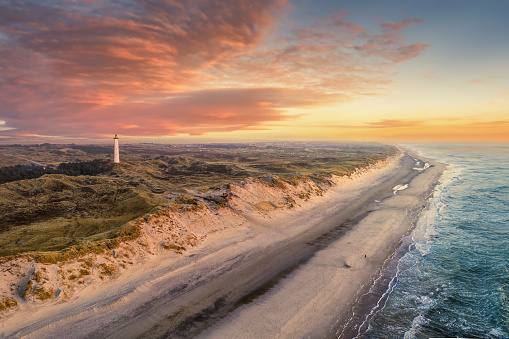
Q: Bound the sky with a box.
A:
[0,0,508,144]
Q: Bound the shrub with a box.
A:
[83,257,94,268]
[23,281,34,299]
[174,194,198,205]
[79,269,90,276]
[34,286,54,301]
[162,242,181,251]
[99,263,116,276]
[0,297,18,310]
[34,271,42,283]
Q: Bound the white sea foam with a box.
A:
[411,164,457,254]
[489,327,508,338]
[368,145,509,338]
[413,162,430,171]
[393,184,408,194]
[403,315,429,339]
[352,274,399,339]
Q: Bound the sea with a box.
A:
[357,144,509,339]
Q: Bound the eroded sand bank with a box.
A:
[0,151,444,338]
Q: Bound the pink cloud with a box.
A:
[469,79,487,84]
[365,119,425,128]
[205,12,427,95]
[355,18,430,62]
[4,88,329,138]
[381,18,424,32]
[0,1,429,139]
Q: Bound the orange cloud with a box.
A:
[365,119,425,128]
[3,88,326,138]
[0,1,430,139]
[335,119,509,142]
[469,79,487,84]
[467,120,509,126]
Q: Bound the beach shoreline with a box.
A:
[0,150,444,338]
[336,150,445,339]
[197,151,444,339]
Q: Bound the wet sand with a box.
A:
[1,151,444,338]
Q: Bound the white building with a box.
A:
[114,134,120,163]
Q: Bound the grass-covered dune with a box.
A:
[0,175,155,257]
[0,142,400,259]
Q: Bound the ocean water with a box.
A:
[359,144,509,339]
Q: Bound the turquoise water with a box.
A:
[360,144,509,339]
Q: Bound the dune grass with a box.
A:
[0,175,154,257]
[0,142,398,258]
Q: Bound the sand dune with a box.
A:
[0,151,444,338]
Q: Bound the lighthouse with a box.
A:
[113,134,120,163]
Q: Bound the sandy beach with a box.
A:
[0,150,444,338]
[199,152,444,339]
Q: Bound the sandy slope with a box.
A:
[0,151,443,338]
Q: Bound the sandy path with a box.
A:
[1,152,443,338]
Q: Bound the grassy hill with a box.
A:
[0,142,399,258]
[0,175,155,257]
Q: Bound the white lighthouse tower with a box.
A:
[113,134,120,163]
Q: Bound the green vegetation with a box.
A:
[0,142,399,259]
[70,145,112,154]
[174,194,200,205]
[0,159,113,185]
[0,176,154,257]
[33,224,140,264]
[56,159,113,176]
[0,165,57,184]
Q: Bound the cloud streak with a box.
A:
[7,88,327,137]
[354,18,430,62]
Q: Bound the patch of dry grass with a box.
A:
[0,297,18,310]
[0,142,398,259]
[0,176,153,257]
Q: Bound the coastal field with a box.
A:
[0,142,396,258]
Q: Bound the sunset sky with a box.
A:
[1,0,508,143]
